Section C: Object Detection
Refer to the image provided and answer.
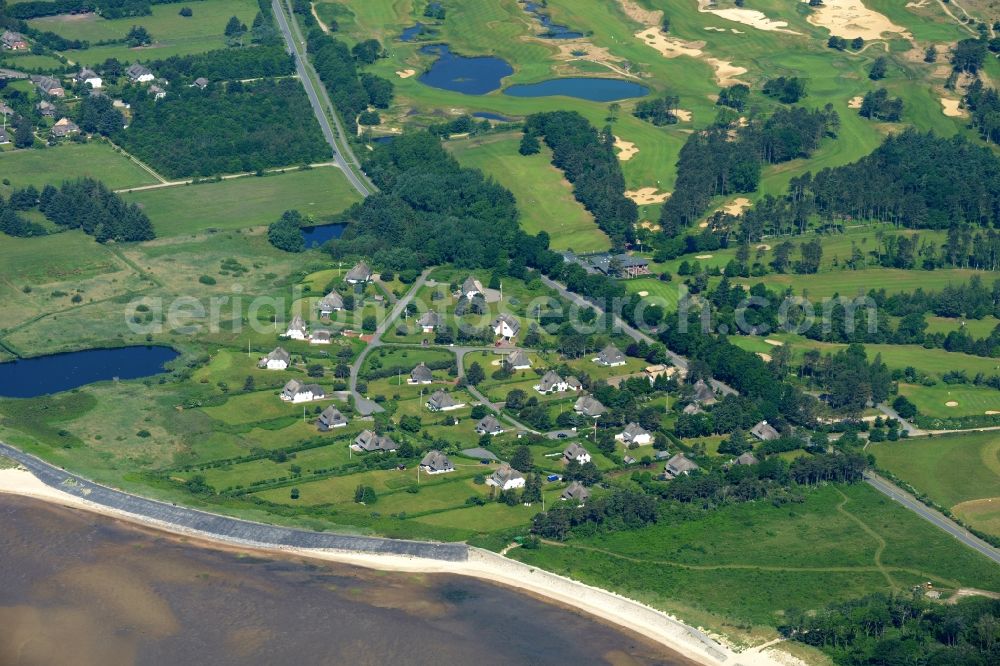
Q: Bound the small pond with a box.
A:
[523,2,583,39]
[418,44,513,95]
[504,77,648,102]
[0,346,179,398]
[400,23,426,41]
[473,112,514,121]
[301,222,347,247]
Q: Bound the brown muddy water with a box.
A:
[0,497,693,666]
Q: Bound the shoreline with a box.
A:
[0,465,800,666]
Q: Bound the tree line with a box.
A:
[144,44,294,84]
[741,129,1000,232]
[8,0,190,20]
[659,106,837,235]
[306,30,394,135]
[523,111,637,247]
[781,592,1000,665]
[116,78,328,178]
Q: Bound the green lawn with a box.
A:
[871,431,1000,537]
[32,0,260,65]
[898,383,1000,419]
[0,143,156,195]
[512,483,1000,635]
[447,133,610,253]
[123,168,361,236]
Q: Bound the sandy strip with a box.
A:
[695,254,714,259]
[723,197,751,216]
[675,109,693,122]
[396,68,416,79]
[698,0,800,34]
[940,98,965,117]
[636,28,705,58]
[801,0,908,41]
[614,135,638,161]
[0,466,798,666]
[707,58,747,86]
[848,95,863,109]
[986,411,1000,415]
[945,401,959,407]
[626,187,671,204]
[618,0,662,25]
[765,339,783,346]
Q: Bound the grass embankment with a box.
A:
[511,483,1000,637]
[446,133,610,253]
[123,168,362,236]
[32,0,260,65]
[871,431,1000,537]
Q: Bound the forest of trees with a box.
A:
[267,209,304,252]
[964,79,1000,143]
[330,132,521,270]
[659,107,837,235]
[632,95,680,125]
[42,179,154,241]
[523,111,637,247]
[307,30,394,134]
[782,593,1000,665]
[741,130,1000,232]
[144,45,294,84]
[116,79,328,177]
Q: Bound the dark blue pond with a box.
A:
[418,44,513,95]
[0,346,179,398]
[504,77,648,102]
[473,112,514,121]
[301,222,346,247]
[400,22,425,41]
[523,2,583,39]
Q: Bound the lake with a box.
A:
[0,346,178,398]
[301,221,346,247]
[523,1,584,39]
[418,44,513,95]
[504,77,649,102]
[473,111,515,121]
[0,496,694,665]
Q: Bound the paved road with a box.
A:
[539,275,736,396]
[272,0,372,197]
[865,472,1000,566]
[0,441,467,561]
[453,346,537,433]
[349,271,431,415]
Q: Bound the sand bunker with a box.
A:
[639,220,661,231]
[698,0,800,34]
[625,188,671,205]
[905,0,928,7]
[986,410,1000,415]
[707,58,747,86]
[614,136,639,161]
[802,0,908,41]
[723,197,751,216]
[706,26,727,32]
[765,339,783,346]
[637,290,650,297]
[848,95,864,109]
[618,0,663,25]
[757,352,773,362]
[698,221,709,228]
[945,401,959,407]
[396,69,416,79]
[550,41,635,79]
[674,109,693,122]
[695,254,714,259]
[636,28,705,58]
[756,244,771,251]
[940,98,965,117]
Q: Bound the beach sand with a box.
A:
[0,465,801,666]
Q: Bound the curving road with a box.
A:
[271,0,372,197]
[864,472,1000,566]
[0,441,467,560]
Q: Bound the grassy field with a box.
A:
[898,383,1000,419]
[0,143,157,195]
[446,133,610,253]
[31,0,260,65]
[123,168,362,236]
[871,431,1000,537]
[512,482,1000,637]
